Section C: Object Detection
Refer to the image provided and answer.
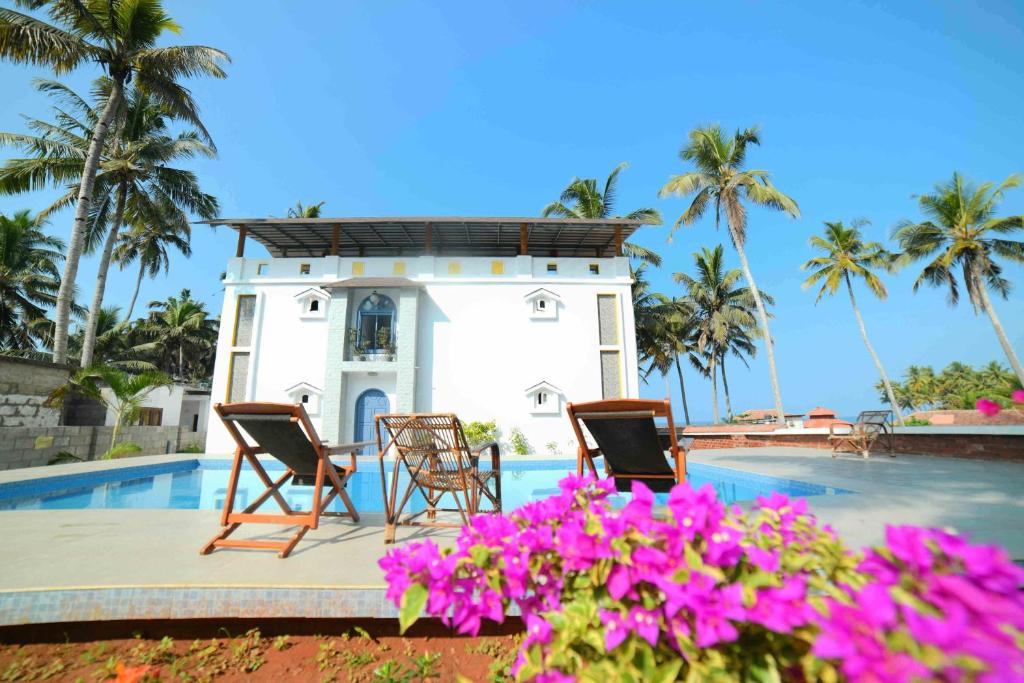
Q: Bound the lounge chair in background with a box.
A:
[566,398,686,493]
[828,409,895,458]
[200,402,369,558]
[375,413,501,544]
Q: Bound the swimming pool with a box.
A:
[0,458,851,512]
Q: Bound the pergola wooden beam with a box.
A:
[331,225,340,255]
[235,226,247,257]
[614,224,623,256]
[519,223,528,255]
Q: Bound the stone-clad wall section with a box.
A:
[0,357,71,428]
[0,426,207,471]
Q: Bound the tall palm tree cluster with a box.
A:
[880,361,1021,413]
[555,127,1021,424]
[0,0,228,368]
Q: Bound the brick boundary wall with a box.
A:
[683,431,1024,462]
[0,426,208,471]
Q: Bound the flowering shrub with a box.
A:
[380,475,1024,682]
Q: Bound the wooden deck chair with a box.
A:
[376,413,501,544]
[567,399,685,493]
[829,409,895,458]
[200,402,367,558]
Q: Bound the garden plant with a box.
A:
[382,475,1024,682]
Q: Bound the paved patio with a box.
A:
[0,447,1021,625]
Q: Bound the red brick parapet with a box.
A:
[676,429,1024,462]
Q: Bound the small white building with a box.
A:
[102,383,211,433]
[203,217,643,454]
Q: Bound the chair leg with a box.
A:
[279,526,310,558]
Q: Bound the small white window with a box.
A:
[299,263,311,275]
[547,262,558,274]
[309,300,319,312]
[296,288,329,319]
[535,299,546,312]
[526,382,561,415]
[525,289,560,320]
[589,264,600,275]
[286,383,322,415]
[257,263,269,275]
[301,394,309,403]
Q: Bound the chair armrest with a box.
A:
[829,422,853,437]
[324,440,374,455]
[323,440,373,472]
[469,441,500,470]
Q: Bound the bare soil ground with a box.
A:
[0,618,523,682]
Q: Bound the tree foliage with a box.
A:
[879,361,1022,411]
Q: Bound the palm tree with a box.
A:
[113,200,193,320]
[66,305,154,371]
[660,125,799,423]
[0,79,218,365]
[893,172,1024,386]
[55,365,170,451]
[0,0,229,363]
[0,210,64,351]
[136,289,217,381]
[287,201,325,218]
[634,266,696,424]
[543,162,663,266]
[801,220,905,425]
[675,245,767,424]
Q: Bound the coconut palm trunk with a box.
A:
[52,79,125,364]
[727,225,785,424]
[125,264,146,320]
[973,265,1024,386]
[843,274,905,425]
[709,356,720,424]
[673,352,691,425]
[80,181,128,367]
[720,353,734,421]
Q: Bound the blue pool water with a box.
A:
[0,459,851,513]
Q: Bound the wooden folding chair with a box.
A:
[376,413,501,544]
[829,409,895,458]
[200,402,369,558]
[567,399,686,493]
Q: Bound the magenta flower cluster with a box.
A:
[379,475,1024,681]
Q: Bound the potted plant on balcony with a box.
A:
[347,327,368,361]
[376,327,394,361]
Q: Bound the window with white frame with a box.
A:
[525,289,560,320]
[525,382,562,415]
[286,383,322,415]
[295,288,329,319]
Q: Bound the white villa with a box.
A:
[203,217,643,454]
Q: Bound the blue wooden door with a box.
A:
[354,389,389,454]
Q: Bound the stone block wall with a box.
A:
[0,357,71,428]
[0,425,207,471]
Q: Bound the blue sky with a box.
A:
[2,1,1022,421]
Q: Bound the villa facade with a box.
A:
[204,217,643,454]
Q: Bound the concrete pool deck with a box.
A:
[0,447,1021,625]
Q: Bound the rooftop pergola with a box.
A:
[199,217,645,258]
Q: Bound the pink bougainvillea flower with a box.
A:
[599,609,631,651]
[523,613,553,648]
[1013,389,1024,404]
[976,398,1002,416]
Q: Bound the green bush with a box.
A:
[462,420,498,446]
[101,441,143,460]
[508,428,530,455]
[180,442,205,453]
[47,451,83,465]
[904,417,931,426]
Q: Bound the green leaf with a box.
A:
[398,584,428,634]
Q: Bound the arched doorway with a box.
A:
[354,389,389,454]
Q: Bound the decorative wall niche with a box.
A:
[524,288,561,320]
[294,287,330,319]
[524,381,563,415]
[285,382,322,415]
